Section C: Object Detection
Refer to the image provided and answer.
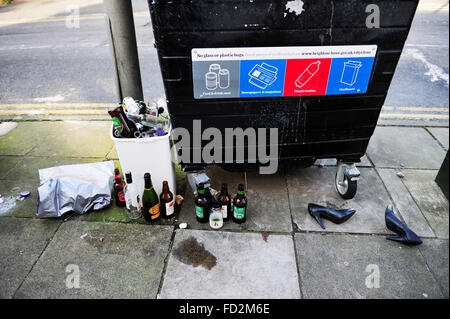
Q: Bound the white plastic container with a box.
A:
[110,125,176,202]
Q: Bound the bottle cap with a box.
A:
[221,183,227,189]
[212,202,220,209]
[144,173,151,180]
[198,183,205,194]
[125,171,132,184]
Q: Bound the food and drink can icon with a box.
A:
[205,72,218,90]
[218,69,230,89]
[209,63,221,75]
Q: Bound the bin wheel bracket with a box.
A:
[335,161,359,200]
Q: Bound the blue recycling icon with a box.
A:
[340,61,363,86]
[326,57,375,95]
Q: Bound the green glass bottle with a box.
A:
[195,183,209,223]
[232,184,247,224]
[142,173,160,223]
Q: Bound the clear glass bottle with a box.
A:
[124,171,141,220]
[209,202,223,229]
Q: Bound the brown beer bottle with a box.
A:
[160,181,175,219]
[232,184,247,224]
[113,168,126,207]
[218,183,231,221]
[108,104,136,138]
[195,183,209,223]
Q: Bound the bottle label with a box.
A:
[209,212,223,229]
[196,206,204,218]
[166,200,175,217]
[234,206,246,219]
[221,205,228,219]
[112,117,123,132]
[118,191,125,203]
[149,204,160,220]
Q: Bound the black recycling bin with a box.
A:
[149,0,419,199]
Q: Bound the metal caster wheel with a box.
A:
[335,161,360,200]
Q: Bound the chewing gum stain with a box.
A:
[173,236,217,270]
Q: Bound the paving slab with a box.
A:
[402,170,449,239]
[160,229,301,299]
[0,179,40,218]
[314,154,372,167]
[3,156,106,181]
[295,233,444,299]
[377,168,435,238]
[176,166,246,232]
[177,167,292,232]
[0,156,21,179]
[286,167,391,234]
[15,221,173,299]
[419,239,449,298]
[105,145,118,160]
[27,121,113,158]
[0,217,61,299]
[427,127,449,150]
[367,127,446,169]
[0,122,41,155]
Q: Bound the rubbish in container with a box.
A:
[160,180,175,219]
[217,183,231,221]
[232,184,247,224]
[142,173,161,223]
[113,168,126,207]
[124,171,141,220]
[307,203,356,229]
[209,202,224,229]
[123,97,142,115]
[195,183,209,223]
[108,104,137,138]
[385,205,422,246]
[36,161,114,218]
[109,97,171,138]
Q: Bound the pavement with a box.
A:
[0,0,448,125]
[0,122,448,299]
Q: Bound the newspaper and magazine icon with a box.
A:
[248,63,279,89]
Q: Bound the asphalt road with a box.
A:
[0,0,448,123]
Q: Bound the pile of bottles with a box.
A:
[113,168,175,222]
[108,97,170,139]
[195,183,247,229]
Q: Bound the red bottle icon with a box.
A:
[295,61,321,88]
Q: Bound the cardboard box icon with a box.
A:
[340,61,362,86]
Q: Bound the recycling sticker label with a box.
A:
[191,45,377,99]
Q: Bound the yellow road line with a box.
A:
[0,12,149,26]
[397,106,449,113]
[380,113,449,120]
[0,109,108,115]
[0,103,111,109]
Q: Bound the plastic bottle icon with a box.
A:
[295,61,321,88]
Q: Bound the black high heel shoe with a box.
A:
[385,205,422,246]
[308,203,356,229]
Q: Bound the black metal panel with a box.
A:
[148,0,419,166]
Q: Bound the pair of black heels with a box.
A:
[308,203,422,246]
